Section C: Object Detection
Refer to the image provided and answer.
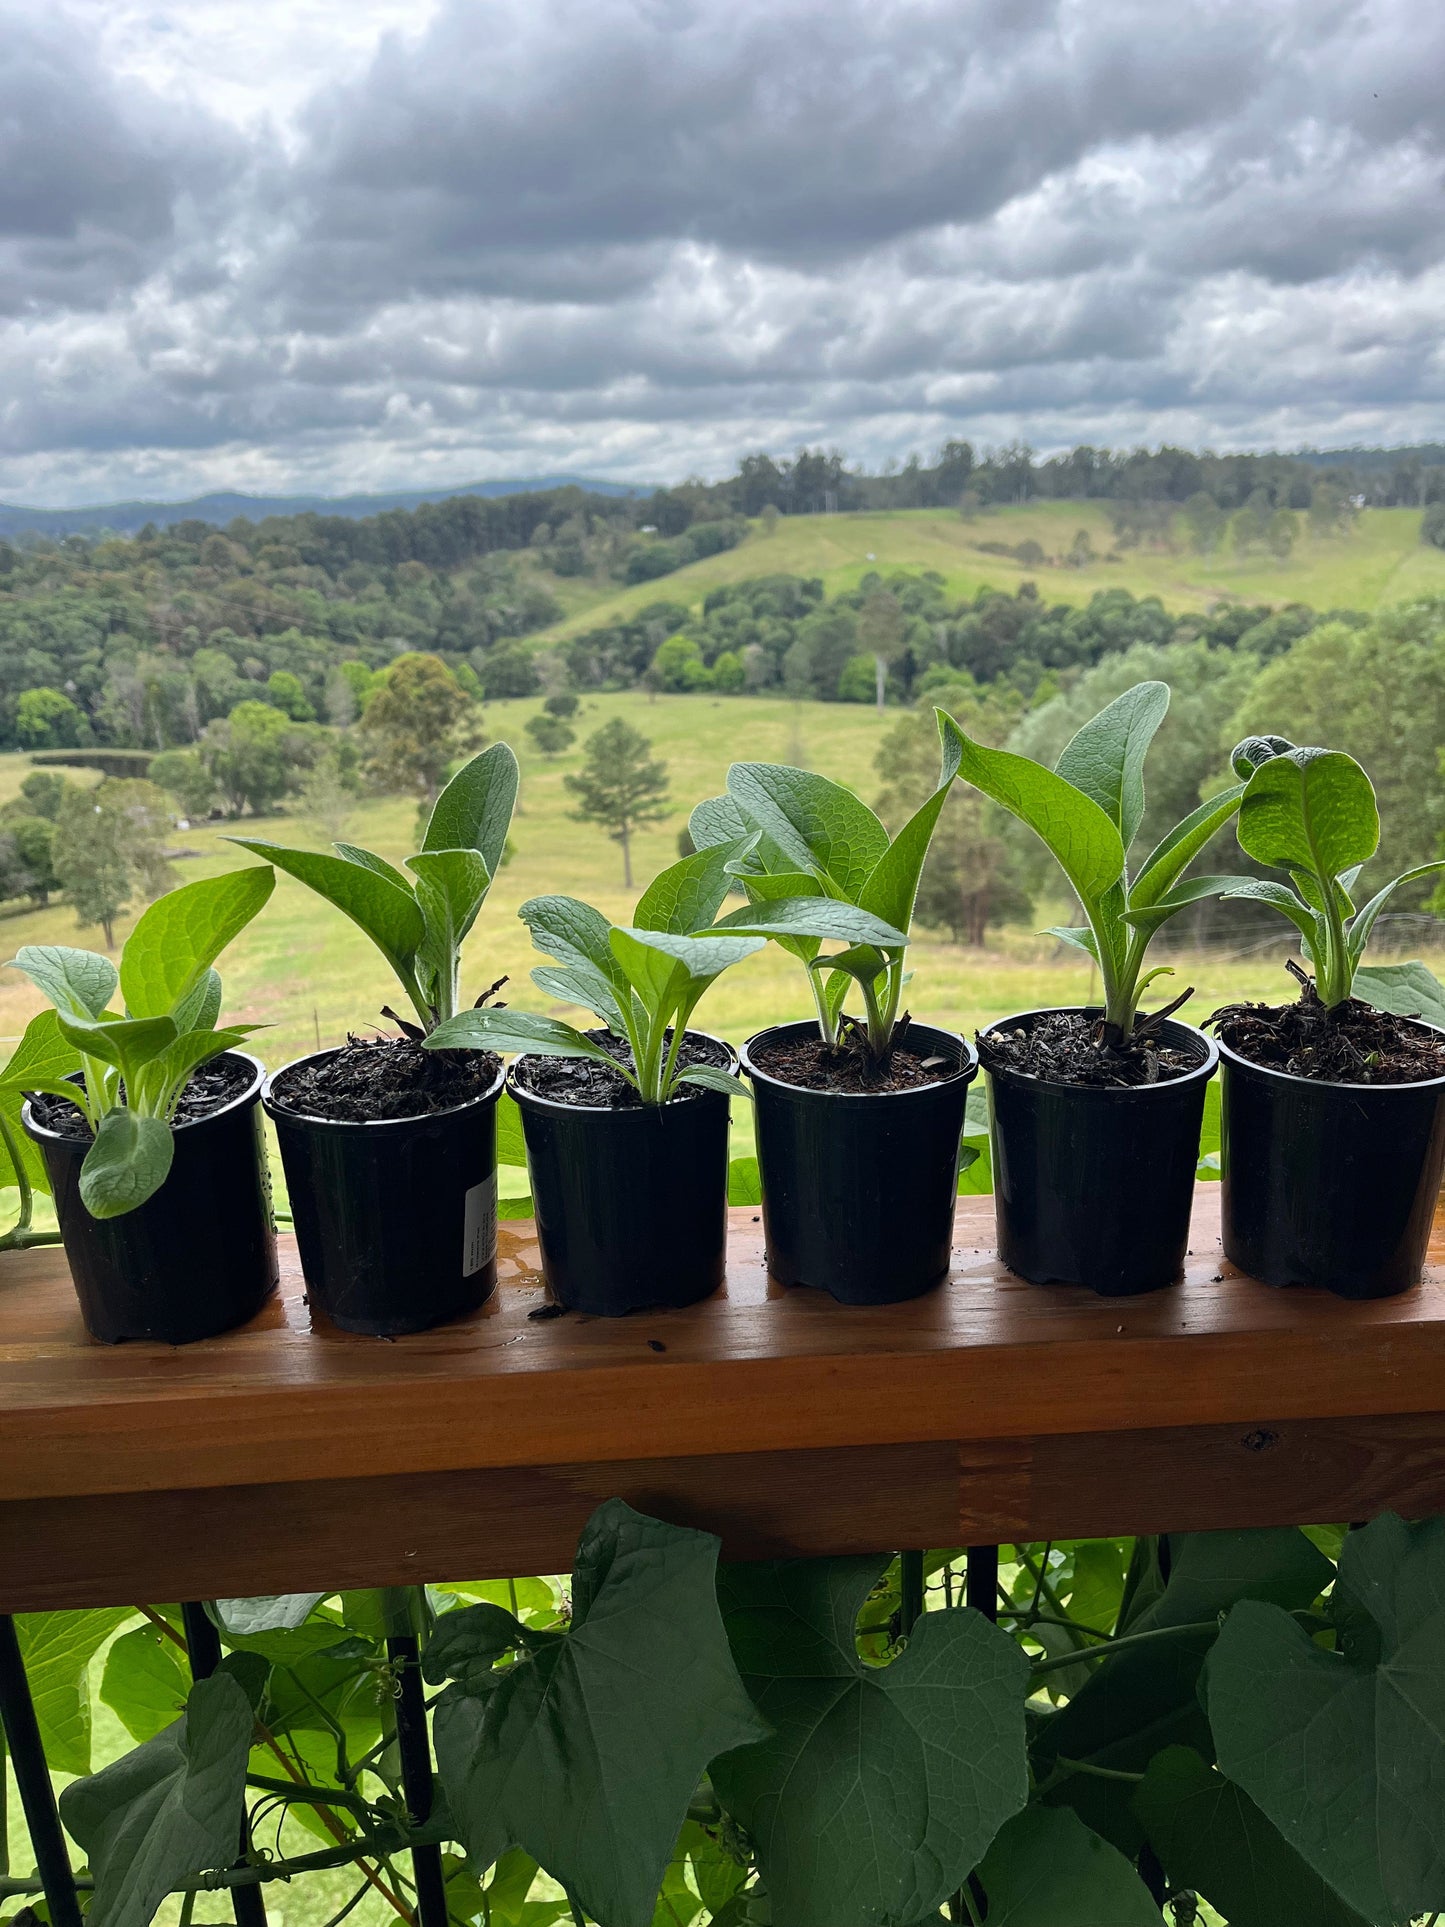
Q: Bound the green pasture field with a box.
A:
[534,501,1445,640]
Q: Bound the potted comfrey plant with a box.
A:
[692,713,978,1304]
[234,744,518,1335]
[1211,742,1445,1298]
[943,682,1253,1295]
[8,868,278,1343]
[426,841,766,1314]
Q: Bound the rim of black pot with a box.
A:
[1215,1022,1445,1095]
[740,1018,977,1101]
[507,1028,737,1117]
[21,1048,267,1147]
[979,1006,1218,1094]
[261,1045,505,1132]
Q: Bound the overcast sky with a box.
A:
[4,0,1444,504]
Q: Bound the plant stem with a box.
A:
[1028,1620,1220,1680]
[0,1107,60,1251]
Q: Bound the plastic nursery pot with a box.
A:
[509,1033,736,1316]
[740,1020,977,1305]
[982,1008,1217,1298]
[1217,1032,1445,1300]
[264,1049,505,1337]
[23,1051,278,1345]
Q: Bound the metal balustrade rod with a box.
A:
[0,1615,83,1927]
[181,1603,268,1927]
[899,1551,925,1633]
[387,1632,449,1927]
[966,1546,999,1622]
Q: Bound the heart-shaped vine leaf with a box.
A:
[1206,1511,1445,1921]
[972,1806,1161,1925]
[15,1609,133,1775]
[711,1557,1027,1927]
[432,1500,765,1927]
[1134,1746,1372,1927]
[60,1669,255,1927]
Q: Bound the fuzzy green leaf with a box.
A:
[1119,874,1240,937]
[1055,679,1170,855]
[1130,783,1245,909]
[633,842,746,935]
[674,1063,746,1100]
[853,711,963,937]
[1347,861,1445,965]
[520,895,632,1000]
[1353,960,1445,1027]
[57,1014,178,1087]
[1219,877,1320,943]
[230,841,426,985]
[529,962,629,1034]
[426,1007,618,1065]
[727,763,890,898]
[172,968,222,1035]
[1236,747,1380,884]
[1134,1747,1373,1927]
[938,711,1124,910]
[973,1806,1161,1925]
[1207,1512,1445,1921]
[4,943,117,1020]
[80,1109,175,1218]
[434,1500,765,1927]
[61,1671,255,1927]
[714,897,906,947]
[712,1557,1028,1927]
[613,925,765,988]
[688,793,754,851]
[0,1009,81,1199]
[147,1026,257,1114]
[423,742,519,875]
[119,869,275,1020]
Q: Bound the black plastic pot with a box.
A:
[1218,1033,1445,1298]
[264,1049,505,1336]
[510,1034,735,1316]
[982,1008,1217,1297]
[740,1020,977,1305]
[23,1051,278,1345]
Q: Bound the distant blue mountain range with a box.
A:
[0,475,648,540]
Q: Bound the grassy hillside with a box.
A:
[0,692,1381,1079]
[536,503,1445,640]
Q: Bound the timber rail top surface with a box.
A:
[4,1183,1445,1503]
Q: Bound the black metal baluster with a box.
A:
[387,1631,449,1927]
[0,1615,83,1927]
[966,1545,999,1622]
[181,1603,268,1927]
[899,1551,925,1634]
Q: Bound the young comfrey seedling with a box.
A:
[232,743,518,1034]
[686,716,953,1069]
[1222,741,1445,1009]
[422,844,777,1103]
[3,867,274,1217]
[940,681,1265,1042]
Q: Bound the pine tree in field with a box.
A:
[564,717,669,887]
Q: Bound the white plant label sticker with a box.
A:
[462,1172,498,1277]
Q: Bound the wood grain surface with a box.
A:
[3,1186,1445,1609]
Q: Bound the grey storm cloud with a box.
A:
[2,0,1445,502]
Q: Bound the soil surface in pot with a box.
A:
[514,1030,730,1109]
[980,1009,1204,1088]
[28,1054,254,1141]
[750,1029,962,1094]
[1211,988,1445,1085]
[269,1036,500,1122]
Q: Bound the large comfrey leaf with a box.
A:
[426,1007,620,1066]
[229,841,427,985]
[16,1609,133,1776]
[1054,679,1170,856]
[854,708,964,935]
[1235,746,1380,882]
[1129,782,1246,909]
[1353,959,1445,1027]
[56,1015,178,1088]
[430,1500,765,1927]
[1206,1511,1445,1922]
[711,1557,1027,1927]
[529,961,629,1034]
[612,926,765,993]
[634,842,750,935]
[713,897,906,947]
[1134,1747,1373,1927]
[118,869,275,1020]
[688,793,754,851]
[1119,873,1242,939]
[726,763,891,899]
[79,1110,176,1219]
[4,944,117,1020]
[1031,1527,1331,1859]
[937,710,1124,912]
[520,894,633,1005]
[970,1806,1160,1926]
[423,741,519,875]
[60,1669,255,1927]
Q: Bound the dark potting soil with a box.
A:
[513,1030,731,1110]
[268,1036,501,1122]
[750,1030,964,1094]
[1211,982,1445,1085]
[27,1052,256,1141]
[978,1009,1205,1089]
